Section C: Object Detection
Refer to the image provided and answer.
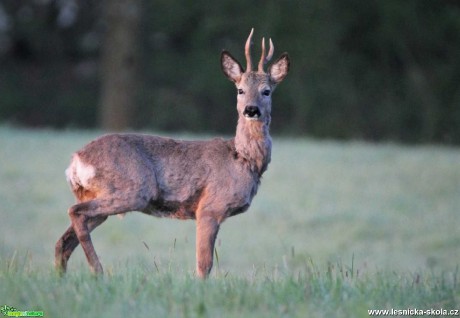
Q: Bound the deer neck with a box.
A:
[234,115,272,176]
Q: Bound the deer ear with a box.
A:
[268,53,290,84]
[221,51,244,83]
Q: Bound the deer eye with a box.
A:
[237,89,244,95]
[262,89,271,96]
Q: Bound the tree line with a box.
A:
[0,0,459,144]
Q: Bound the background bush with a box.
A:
[1,0,459,143]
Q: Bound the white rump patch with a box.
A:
[65,154,96,189]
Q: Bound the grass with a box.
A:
[2,255,458,318]
[0,126,459,317]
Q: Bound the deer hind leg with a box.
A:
[196,216,220,279]
[55,215,107,274]
[69,193,150,274]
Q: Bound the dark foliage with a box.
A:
[0,0,459,143]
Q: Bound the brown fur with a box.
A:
[55,29,289,278]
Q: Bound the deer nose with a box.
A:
[243,105,261,119]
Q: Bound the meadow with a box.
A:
[0,126,459,317]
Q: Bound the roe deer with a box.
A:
[55,28,289,278]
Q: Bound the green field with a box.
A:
[0,127,459,317]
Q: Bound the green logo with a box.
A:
[0,306,16,316]
[0,305,43,317]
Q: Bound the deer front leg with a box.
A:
[196,216,220,279]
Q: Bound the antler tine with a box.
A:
[258,37,274,73]
[258,37,266,73]
[267,38,274,63]
[245,28,254,72]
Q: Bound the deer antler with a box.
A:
[245,28,254,72]
[258,37,274,73]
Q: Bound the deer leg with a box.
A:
[69,211,104,275]
[55,215,107,274]
[196,216,220,279]
[69,195,150,274]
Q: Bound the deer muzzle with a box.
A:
[243,105,261,120]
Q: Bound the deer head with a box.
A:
[221,28,290,124]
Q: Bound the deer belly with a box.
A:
[143,198,196,220]
[226,203,251,218]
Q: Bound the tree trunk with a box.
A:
[99,0,141,131]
